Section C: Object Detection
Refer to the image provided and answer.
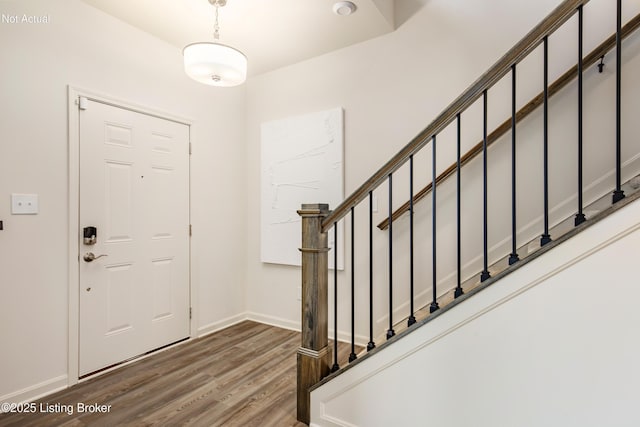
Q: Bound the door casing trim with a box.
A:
[67,86,195,386]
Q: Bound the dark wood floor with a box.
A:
[0,321,357,427]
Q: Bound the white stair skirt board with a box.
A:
[310,197,640,427]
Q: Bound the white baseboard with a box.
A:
[245,312,369,347]
[197,312,250,338]
[331,329,369,348]
[246,312,301,332]
[0,375,68,407]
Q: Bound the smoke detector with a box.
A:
[333,1,357,16]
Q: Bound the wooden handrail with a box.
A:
[377,11,640,230]
[321,0,588,233]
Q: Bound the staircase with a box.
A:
[296,1,640,425]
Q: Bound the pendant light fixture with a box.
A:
[183,0,247,87]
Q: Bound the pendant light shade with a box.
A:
[183,42,247,87]
[184,0,247,87]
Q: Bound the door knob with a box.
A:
[83,252,108,262]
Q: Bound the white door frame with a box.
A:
[67,86,195,386]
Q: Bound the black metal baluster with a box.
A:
[613,0,625,204]
[509,64,520,265]
[576,5,587,226]
[367,191,375,351]
[331,223,339,372]
[387,175,395,339]
[541,36,552,246]
[480,91,491,282]
[455,114,464,298]
[408,155,416,326]
[430,136,440,312]
[349,208,357,362]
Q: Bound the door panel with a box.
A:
[151,257,174,321]
[105,263,134,334]
[105,161,134,241]
[79,99,189,376]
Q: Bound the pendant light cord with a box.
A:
[213,3,220,41]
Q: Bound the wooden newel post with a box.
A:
[297,203,331,424]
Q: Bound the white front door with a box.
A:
[78,98,190,376]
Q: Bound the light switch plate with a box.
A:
[11,194,39,215]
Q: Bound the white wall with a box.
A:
[0,0,247,402]
[2,0,639,408]
[245,0,640,343]
[311,195,640,427]
[244,0,569,334]
[244,0,537,334]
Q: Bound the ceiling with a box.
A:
[80,0,398,77]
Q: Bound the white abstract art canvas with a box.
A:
[261,107,344,268]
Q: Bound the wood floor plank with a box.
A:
[0,321,358,427]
